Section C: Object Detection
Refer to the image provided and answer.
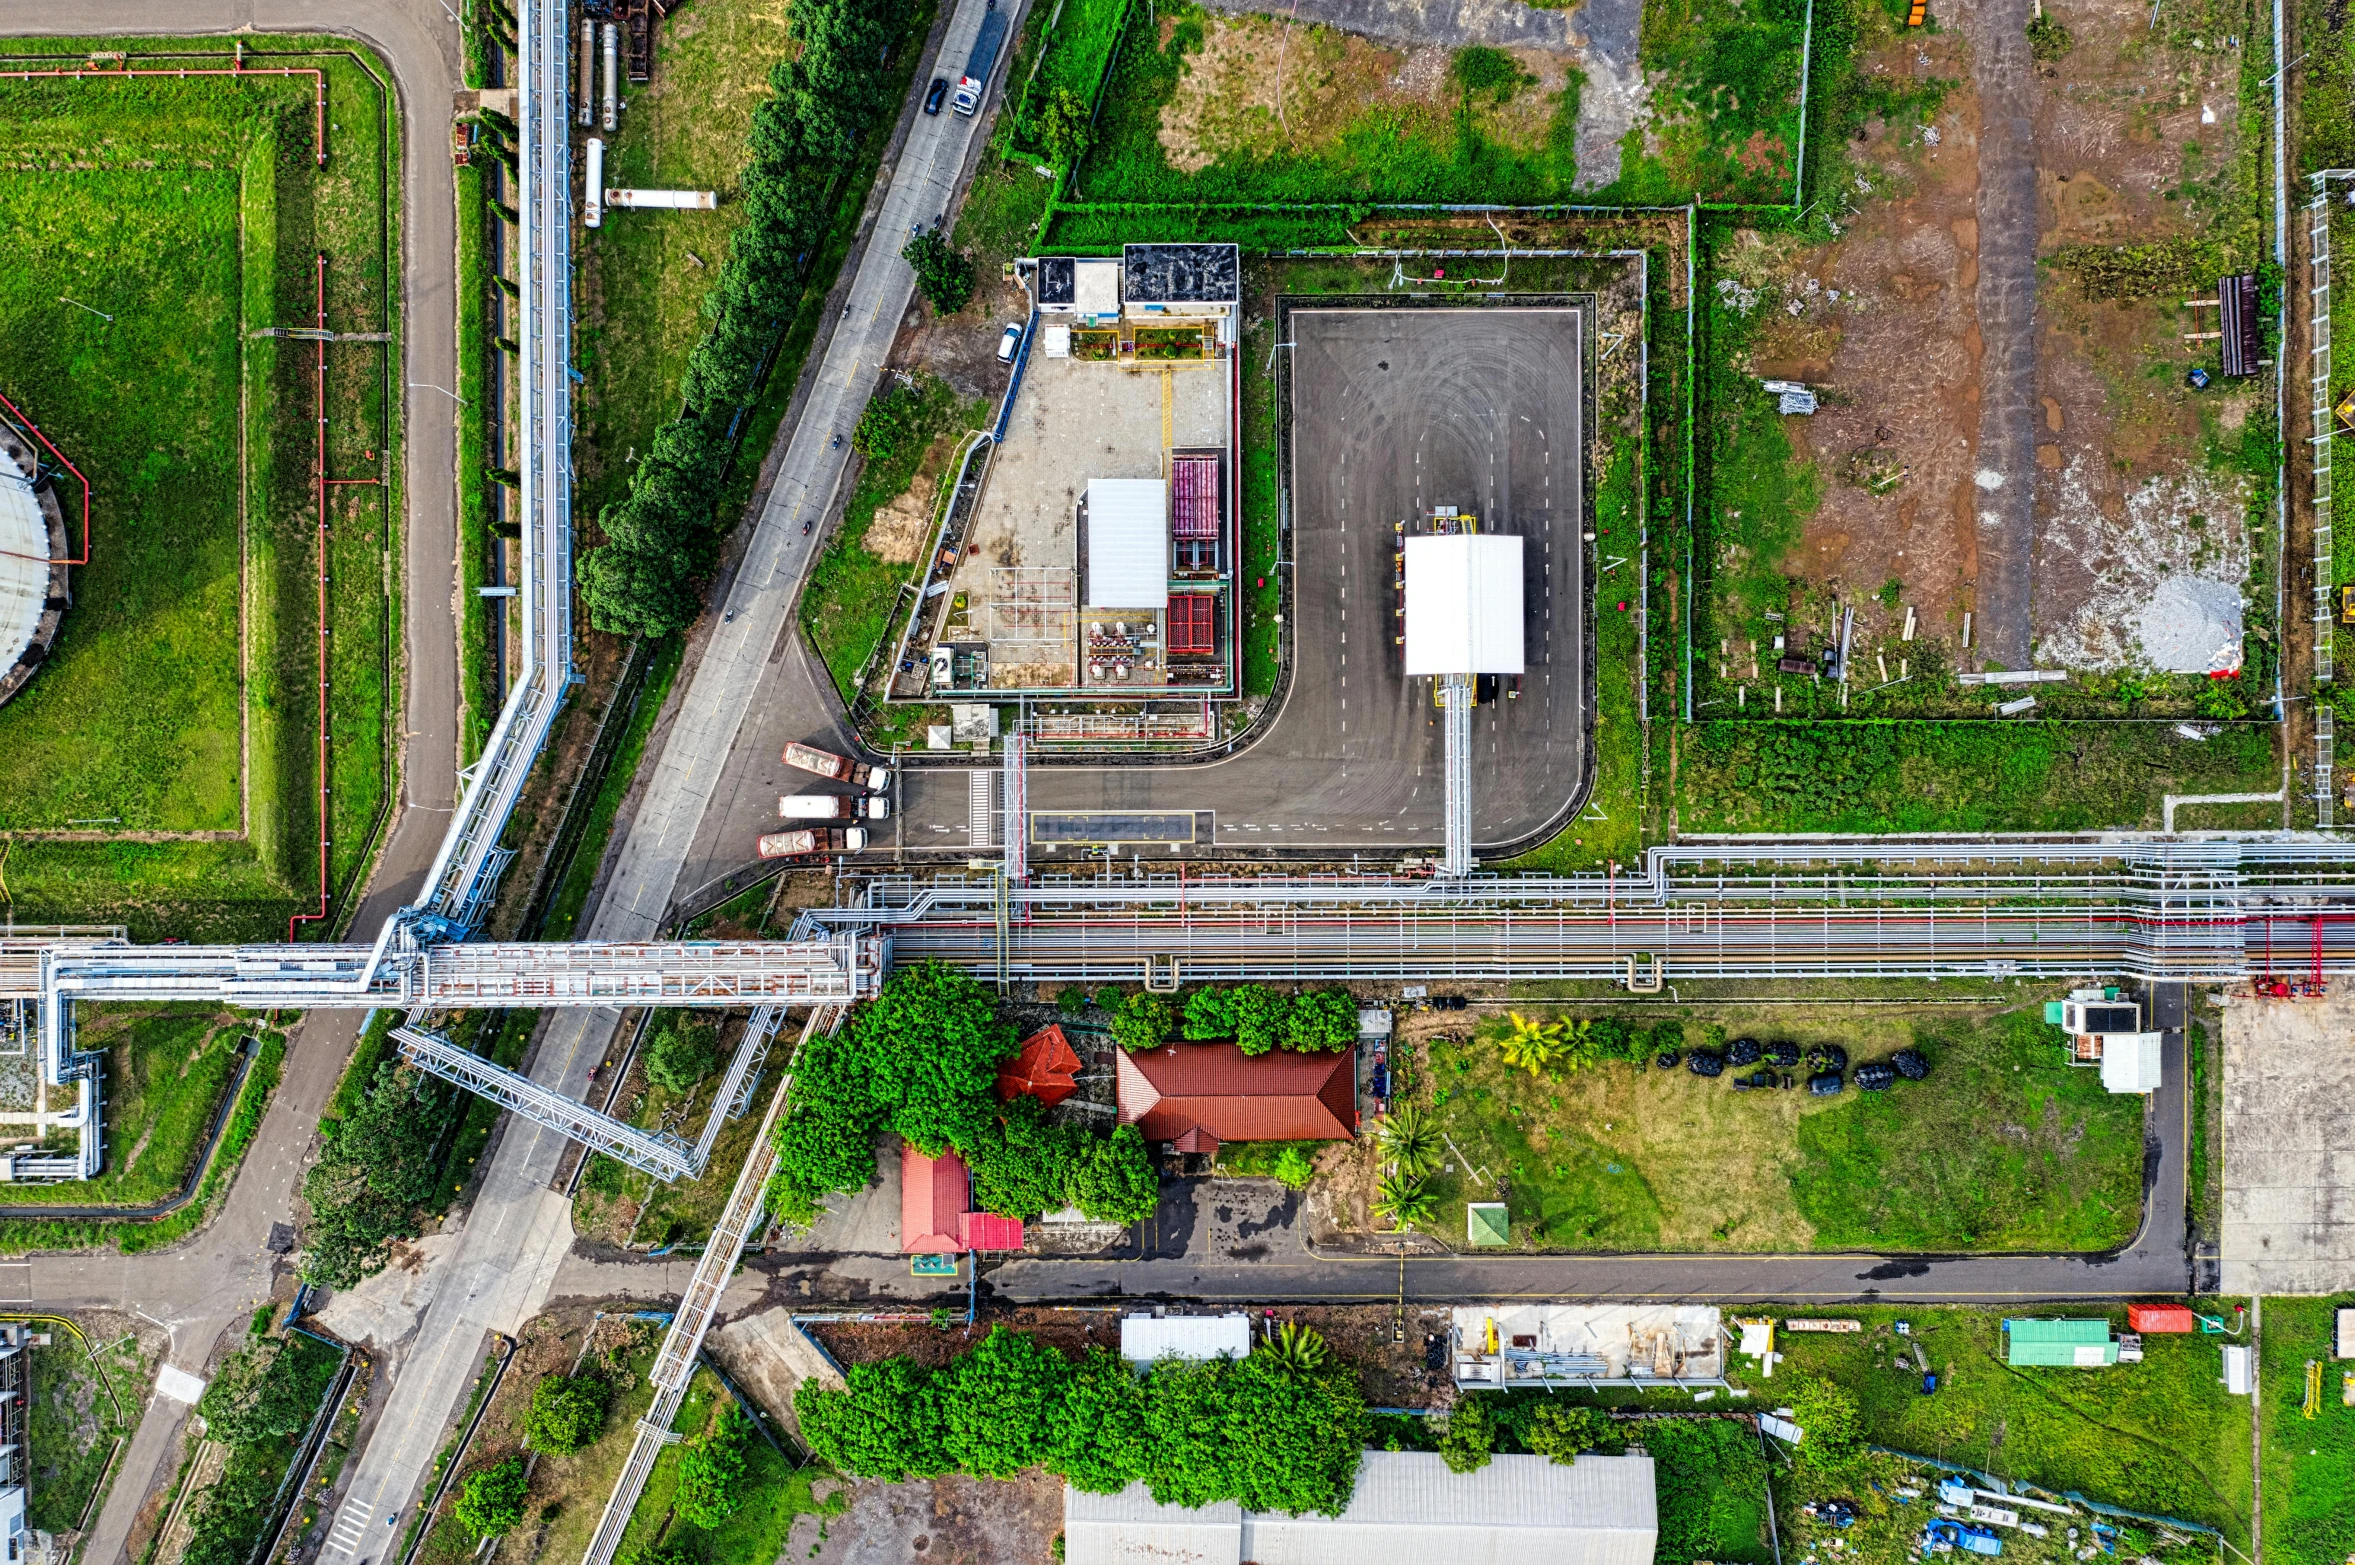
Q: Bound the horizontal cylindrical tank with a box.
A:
[603,188,719,210]
[601,22,619,133]
[583,138,605,228]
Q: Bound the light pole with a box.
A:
[409,382,470,406]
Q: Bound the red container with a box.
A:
[2128,1304,2198,1333]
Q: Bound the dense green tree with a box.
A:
[796,1357,953,1481]
[1036,85,1094,168]
[676,1403,752,1527]
[524,1372,611,1455]
[300,1063,451,1288]
[940,1327,1069,1477]
[767,1030,889,1224]
[1523,1401,1607,1464]
[1181,984,1234,1040]
[903,229,977,315]
[1218,1352,1370,1514]
[1069,1125,1160,1224]
[851,962,1016,1152]
[454,1456,530,1538]
[1109,990,1174,1052]
[1052,1347,1154,1493]
[1789,1377,1863,1469]
[965,1095,1085,1219]
[1232,986,1290,1055]
[645,1016,724,1094]
[1283,989,1359,1051]
[1436,1392,1498,1474]
[1141,1358,1232,1510]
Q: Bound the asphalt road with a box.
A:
[0,3,463,1559]
[670,304,1594,901]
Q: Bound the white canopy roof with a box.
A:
[0,443,50,675]
[2099,1033,2163,1094]
[1066,1452,1658,1565]
[1120,1313,1251,1364]
[1403,534,1524,676]
[1086,478,1168,609]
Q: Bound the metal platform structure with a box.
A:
[1440,674,1475,877]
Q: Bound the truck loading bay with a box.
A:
[890,303,1592,859]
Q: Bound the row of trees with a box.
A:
[578,0,917,637]
[183,1334,344,1565]
[1103,985,1360,1055]
[300,1060,458,1289]
[769,964,1158,1226]
[796,1324,1372,1515]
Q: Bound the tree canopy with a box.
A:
[455,1456,530,1538]
[195,1338,326,1446]
[675,1403,753,1527]
[797,1333,1372,1515]
[902,229,977,315]
[300,1062,452,1288]
[644,1016,723,1094]
[524,1372,611,1455]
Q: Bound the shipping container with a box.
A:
[2127,1303,2198,1333]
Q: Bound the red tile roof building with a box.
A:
[1114,1042,1357,1156]
[901,1143,972,1254]
[997,1024,1084,1108]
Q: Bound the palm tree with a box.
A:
[1373,1170,1437,1230]
[1553,1016,1600,1074]
[1374,1102,1440,1179]
[1496,1012,1564,1077]
[1265,1320,1331,1375]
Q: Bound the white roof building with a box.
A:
[1402,534,1524,676]
[1085,478,1169,609]
[2098,1032,2164,1094]
[0,440,52,679]
[1065,1451,1658,1565]
[1120,1312,1252,1364]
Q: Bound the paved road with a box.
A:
[0,3,463,1559]
[1968,0,2038,668]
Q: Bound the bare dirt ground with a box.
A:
[1734,0,2259,675]
[785,1470,1063,1565]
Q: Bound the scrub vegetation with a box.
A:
[2258,1294,2355,1565]
[0,40,399,940]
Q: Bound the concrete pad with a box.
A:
[308,1231,462,1351]
[153,1365,207,1405]
[2221,990,2355,1293]
[708,1305,844,1436]
[772,1135,904,1254]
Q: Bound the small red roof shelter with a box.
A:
[901,1143,1027,1255]
[1115,1042,1357,1158]
[997,1024,1083,1107]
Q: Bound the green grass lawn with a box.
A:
[27,1324,153,1534]
[1415,1006,2143,1252]
[2258,1294,2355,1565]
[614,1367,837,1565]
[0,1006,248,1210]
[1760,1305,2253,1547]
[0,41,399,940]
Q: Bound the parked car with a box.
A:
[924,76,949,114]
[996,322,1024,362]
[1807,1070,1846,1096]
[1687,1050,1725,1078]
[1727,1036,1762,1067]
[1855,1061,1898,1091]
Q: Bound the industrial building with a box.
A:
[1114,1041,1357,1156]
[899,1143,1023,1256]
[1118,1312,1252,1364]
[890,244,1241,710]
[0,1323,26,1563]
[0,403,72,712]
[2049,987,2164,1094]
[2003,1318,2122,1367]
[1062,1450,1659,1565]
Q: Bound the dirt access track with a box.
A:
[1734,0,2261,679]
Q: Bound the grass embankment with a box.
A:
[574,1013,764,1248]
[456,155,496,766]
[2258,1295,2355,1565]
[541,638,683,940]
[612,1368,837,1565]
[801,374,989,705]
[1418,1007,2144,1252]
[27,1324,154,1533]
[1069,0,1816,210]
[0,41,399,940]
[1766,1306,2253,1548]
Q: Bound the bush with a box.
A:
[1071,1125,1161,1223]
[1110,991,1174,1052]
[1037,85,1094,167]
[1283,989,1358,1052]
[195,1338,322,1446]
[1437,1392,1498,1473]
[644,1016,724,1094]
[903,229,977,314]
[1523,1401,1606,1464]
[1789,1376,1863,1469]
[2026,10,2072,60]
[524,1372,611,1455]
[1269,1145,1318,1189]
[676,1403,752,1527]
[1233,986,1290,1056]
[1182,985,1235,1039]
[300,1062,452,1289]
[455,1456,530,1538]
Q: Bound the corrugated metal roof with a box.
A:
[1403,535,1525,676]
[1085,479,1168,609]
[1120,1313,1253,1363]
[958,1211,1025,1250]
[2099,1034,2163,1093]
[1067,1455,1657,1565]
[1065,1485,1242,1565]
[1116,1043,1356,1143]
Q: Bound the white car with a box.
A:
[996,322,1023,363]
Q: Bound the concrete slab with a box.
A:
[2221,990,2355,1293]
[772,1134,905,1253]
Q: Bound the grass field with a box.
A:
[0,1006,246,1211]
[27,1324,153,1534]
[612,1367,836,1565]
[0,40,399,940]
[1416,1006,2144,1252]
[574,0,796,522]
[1761,1305,2254,1546]
[2258,1295,2355,1565]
